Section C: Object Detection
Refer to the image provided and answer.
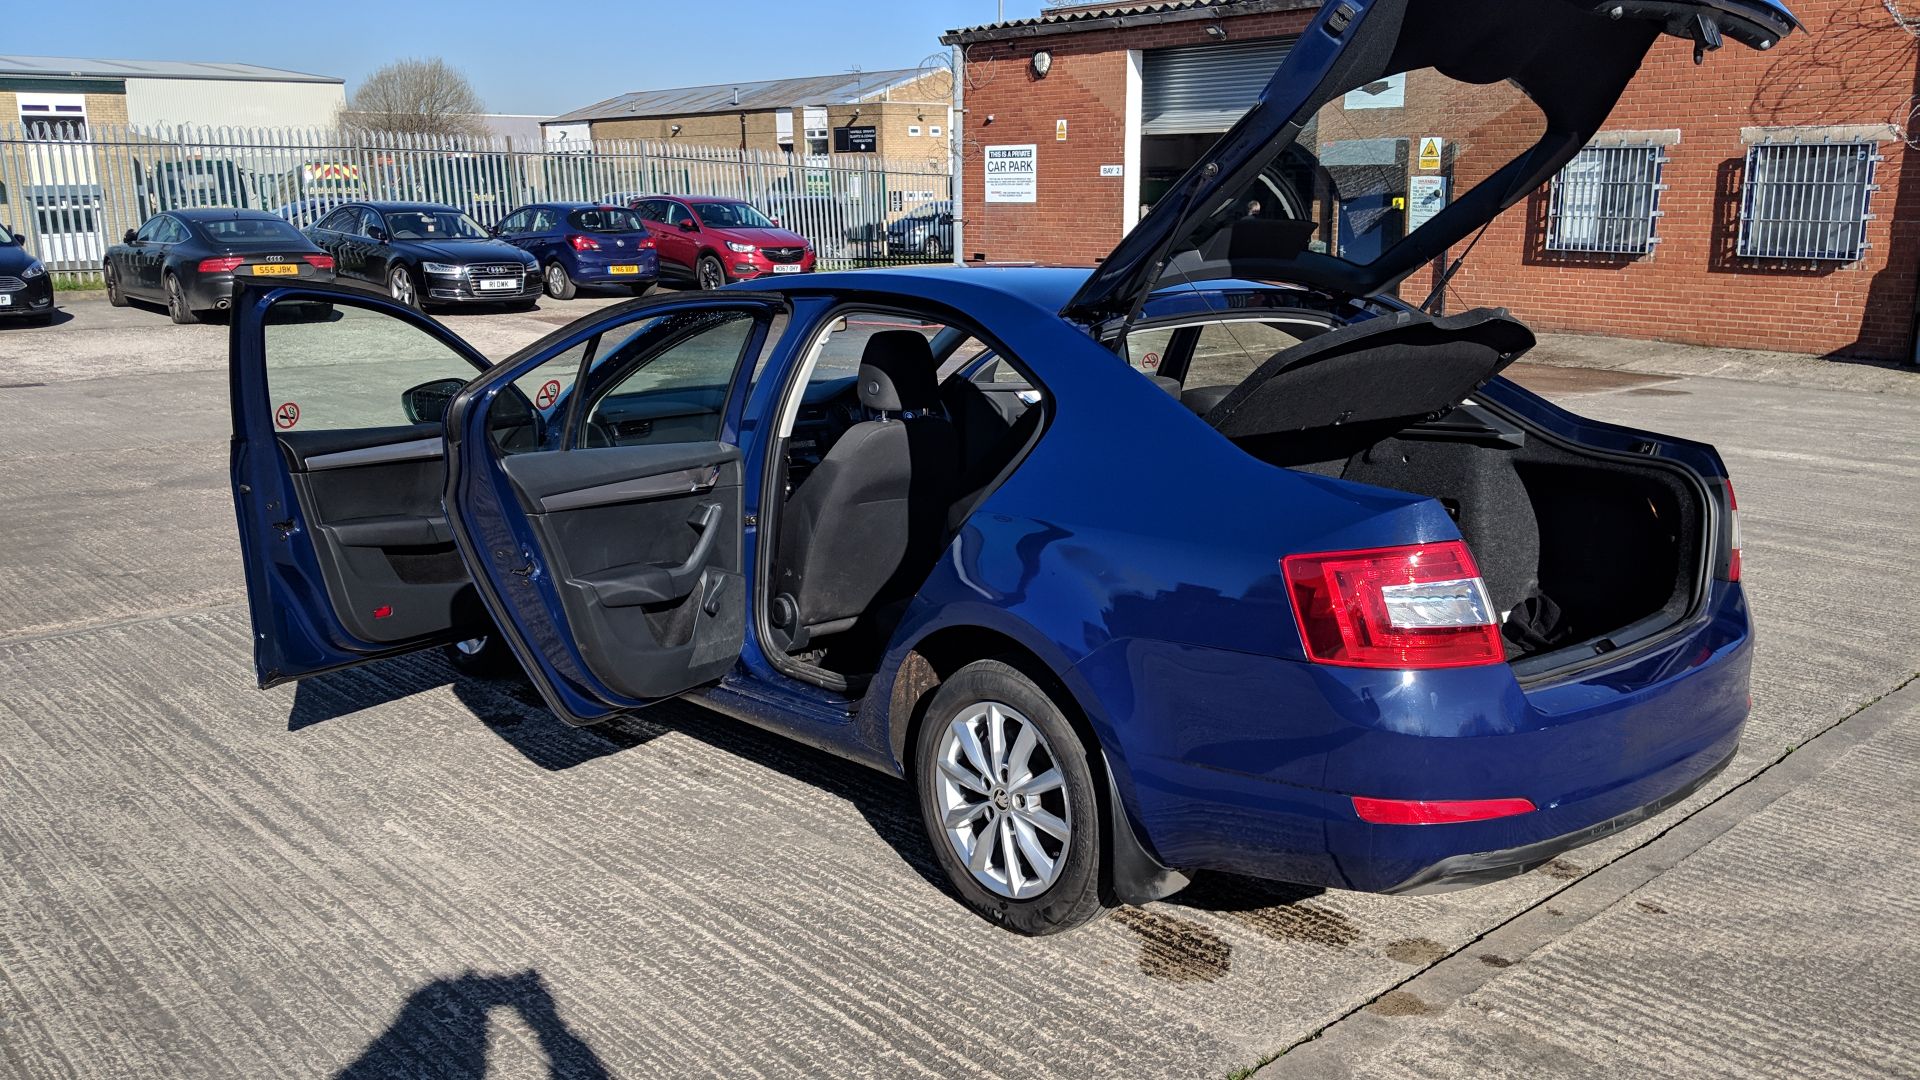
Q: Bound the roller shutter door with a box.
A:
[1141,37,1297,136]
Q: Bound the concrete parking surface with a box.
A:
[0,292,1915,1078]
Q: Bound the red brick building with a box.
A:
[942,0,1920,361]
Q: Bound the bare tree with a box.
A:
[340,58,487,139]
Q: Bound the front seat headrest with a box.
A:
[859,330,941,413]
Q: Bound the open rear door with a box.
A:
[230,281,494,686]
[442,297,786,726]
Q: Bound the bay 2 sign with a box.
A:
[984,144,1037,204]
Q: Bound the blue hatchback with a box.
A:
[495,202,659,300]
[225,0,1795,936]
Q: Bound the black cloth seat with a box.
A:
[773,331,958,649]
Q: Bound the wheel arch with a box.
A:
[887,620,1189,907]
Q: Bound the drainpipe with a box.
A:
[951,42,965,265]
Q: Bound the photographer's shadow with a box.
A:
[336,969,609,1079]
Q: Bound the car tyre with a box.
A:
[696,254,727,291]
[923,236,943,259]
[444,634,521,679]
[914,658,1109,936]
[164,274,200,324]
[105,264,129,307]
[543,261,577,300]
[388,265,419,309]
[630,281,655,297]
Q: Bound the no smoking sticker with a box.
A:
[274,402,300,430]
[536,380,562,409]
[1141,352,1161,370]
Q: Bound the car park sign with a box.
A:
[984,145,1037,203]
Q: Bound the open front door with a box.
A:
[443,298,785,726]
[230,282,495,686]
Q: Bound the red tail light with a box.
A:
[1351,795,1535,825]
[198,255,244,273]
[641,238,656,249]
[302,254,335,270]
[568,234,600,251]
[1725,480,1743,582]
[1282,541,1504,669]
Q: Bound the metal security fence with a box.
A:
[1737,141,1881,262]
[0,123,953,280]
[1546,143,1668,256]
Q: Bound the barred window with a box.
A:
[1546,144,1666,255]
[1737,142,1881,262]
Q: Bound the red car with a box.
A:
[620,195,815,289]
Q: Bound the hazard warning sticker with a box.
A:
[535,379,562,410]
[274,402,300,430]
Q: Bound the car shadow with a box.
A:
[334,969,611,1080]
[285,657,666,772]
[1,307,76,328]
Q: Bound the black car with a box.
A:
[306,201,539,310]
[103,209,335,324]
[885,201,953,260]
[0,227,57,325]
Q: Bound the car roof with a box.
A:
[752,264,1091,312]
[357,201,463,213]
[170,208,284,221]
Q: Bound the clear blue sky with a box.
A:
[11,0,1051,116]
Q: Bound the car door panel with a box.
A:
[497,444,746,702]
[442,296,782,725]
[231,281,493,685]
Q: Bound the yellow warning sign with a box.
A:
[1418,137,1443,171]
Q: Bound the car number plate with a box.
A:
[608,264,639,275]
[771,264,803,274]
[476,277,519,291]
[0,294,10,306]
[251,263,299,276]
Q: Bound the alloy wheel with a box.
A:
[545,263,568,298]
[389,268,416,307]
[932,700,1073,899]
[697,257,725,290]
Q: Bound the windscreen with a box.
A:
[568,208,649,233]
[1221,68,1545,268]
[693,202,774,229]
[385,211,490,240]
[197,217,309,245]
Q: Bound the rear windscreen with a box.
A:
[568,208,649,233]
[196,218,310,245]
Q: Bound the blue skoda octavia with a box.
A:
[228,0,1793,934]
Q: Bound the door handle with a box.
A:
[575,502,725,608]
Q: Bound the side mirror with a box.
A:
[400,377,465,425]
[123,229,138,244]
[678,219,698,232]
[768,217,781,228]
[13,231,27,245]
[368,226,390,243]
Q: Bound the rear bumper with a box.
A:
[569,250,658,284]
[1083,581,1754,895]
[187,269,333,310]
[1385,743,1734,894]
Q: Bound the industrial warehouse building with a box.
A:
[942,0,1920,361]
[542,68,953,167]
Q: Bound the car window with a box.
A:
[661,202,692,228]
[1182,321,1315,388]
[385,210,489,240]
[530,208,558,232]
[569,207,647,233]
[358,209,383,237]
[1123,327,1177,376]
[198,217,309,245]
[582,309,771,447]
[135,216,167,243]
[692,201,773,229]
[496,210,528,235]
[314,207,351,232]
[159,217,190,244]
[261,298,481,433]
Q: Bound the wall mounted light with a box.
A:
[1205,23,1228,39]
[669,124,682,135]
[1032,50,1053,77]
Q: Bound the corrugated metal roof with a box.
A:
[0,54,342,84]
[941,0,1314,44]
[547,68,939,125]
